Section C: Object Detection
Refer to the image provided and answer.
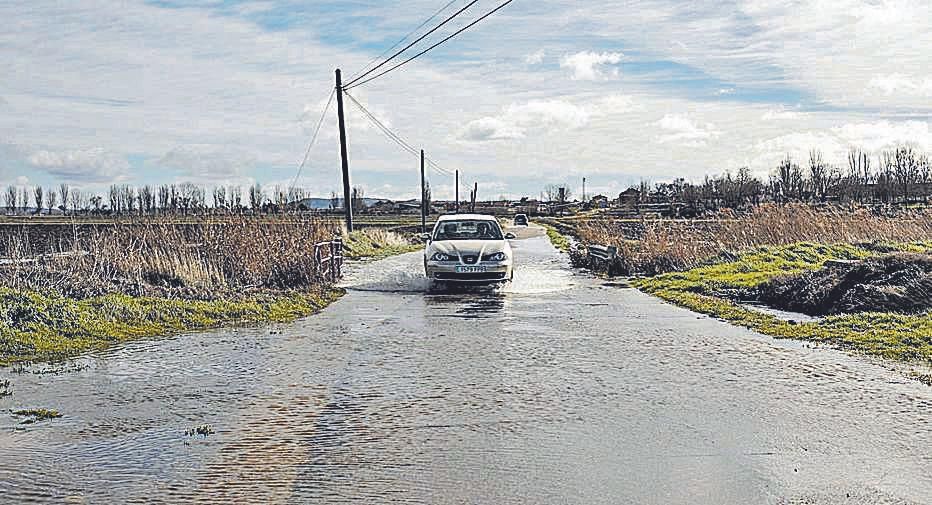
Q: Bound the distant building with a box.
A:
[590,194,609,209]
[617,188,640,208]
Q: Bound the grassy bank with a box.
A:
[0,219,420,366]
[540,223,571,252]
[0,287,342,366]
[343,228,421,261]
[634,242,932,363]
[576,204,932,275]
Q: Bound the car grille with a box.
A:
[461,255,478,264]
[435,272,506,281]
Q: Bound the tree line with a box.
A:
[2,182,341,216]
[632,146,932,213]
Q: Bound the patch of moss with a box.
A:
[541,223,571,252]
[634,242,932,364]
[0,287,343,366]
[12,408,63,423]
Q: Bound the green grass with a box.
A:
[12,408,63,423]
[541,223,571,252]
[633,241,932,364]
[0,287,343,366]
[343,229,422,261]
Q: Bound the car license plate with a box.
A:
[455,266,487,273]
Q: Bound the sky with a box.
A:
[2,0,931,201]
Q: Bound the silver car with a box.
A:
[423,214,515,284]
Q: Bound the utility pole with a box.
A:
[582,177,587,202]
[420,149,426,233]
[472,182,478,212]
[335,69,353,232]
[455,170,460,213]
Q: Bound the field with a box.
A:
[572,204,932,275]
[0,216,417,365]
[562,205,932,367]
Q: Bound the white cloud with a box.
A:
[524,50,545,65]
[457,117,526,142]
[26,147,130,182]
[657,114,721,146]
[559,51,623,81]
[158,145,256,184]
[761,108,805,121]
[867,74,932,97]
[456,96,637,143]
[716,88,735,95]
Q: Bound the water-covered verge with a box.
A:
[0,287,343,366]
[630,242,932,374]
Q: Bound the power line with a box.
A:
[343,90,456,178]
[289,87,336,193]
[345,0,517,90]
[342,0,482,89]
[348,0,463,82]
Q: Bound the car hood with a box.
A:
[429,240,508,257]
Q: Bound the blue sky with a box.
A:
[2,0,931,201]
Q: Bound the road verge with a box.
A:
[633,242,932,366]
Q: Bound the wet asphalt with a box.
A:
[0,226,929,504]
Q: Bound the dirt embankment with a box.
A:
[759,253,932,316]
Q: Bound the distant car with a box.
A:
[513,214,529,226]
[423,214,516,284]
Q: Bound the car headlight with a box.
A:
[431,252,452,262]
[482,252,507,262]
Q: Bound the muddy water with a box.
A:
[0,229,930,504]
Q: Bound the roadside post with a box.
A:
[335,69,353,232]
[420,149,427,233]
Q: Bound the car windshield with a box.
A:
[433,220,503,241]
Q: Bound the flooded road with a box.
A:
[1,227,930,504]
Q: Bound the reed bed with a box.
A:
[0,217,340,299]
[575,204,932,275]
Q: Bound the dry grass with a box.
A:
[0,217,341,298]
[576,204,932,275]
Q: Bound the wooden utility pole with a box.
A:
[472,182,478,212]
[335,69,353,232]
[455,170,460,213]
[420,149,426,233]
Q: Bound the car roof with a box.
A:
[436,213,497,221]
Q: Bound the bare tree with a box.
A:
[847,149,872,203]
[47,190,57,215]
[138,185,154,215]
[69,188,83,215]
[919,154,931,205]
[809,150,828,202]
[5,185,16,214]
[20,187,29,214]
[352,186,365,214]
[892,146,921,205]
[58,183,70,214]
[231,185,242,212]
[33,186,44,215]
[249,183,263,212]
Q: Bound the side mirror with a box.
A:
[419,232,432,242]
[504,232,516,239]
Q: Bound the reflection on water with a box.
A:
[426,293,507,319]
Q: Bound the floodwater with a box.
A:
[0,226,930,504]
